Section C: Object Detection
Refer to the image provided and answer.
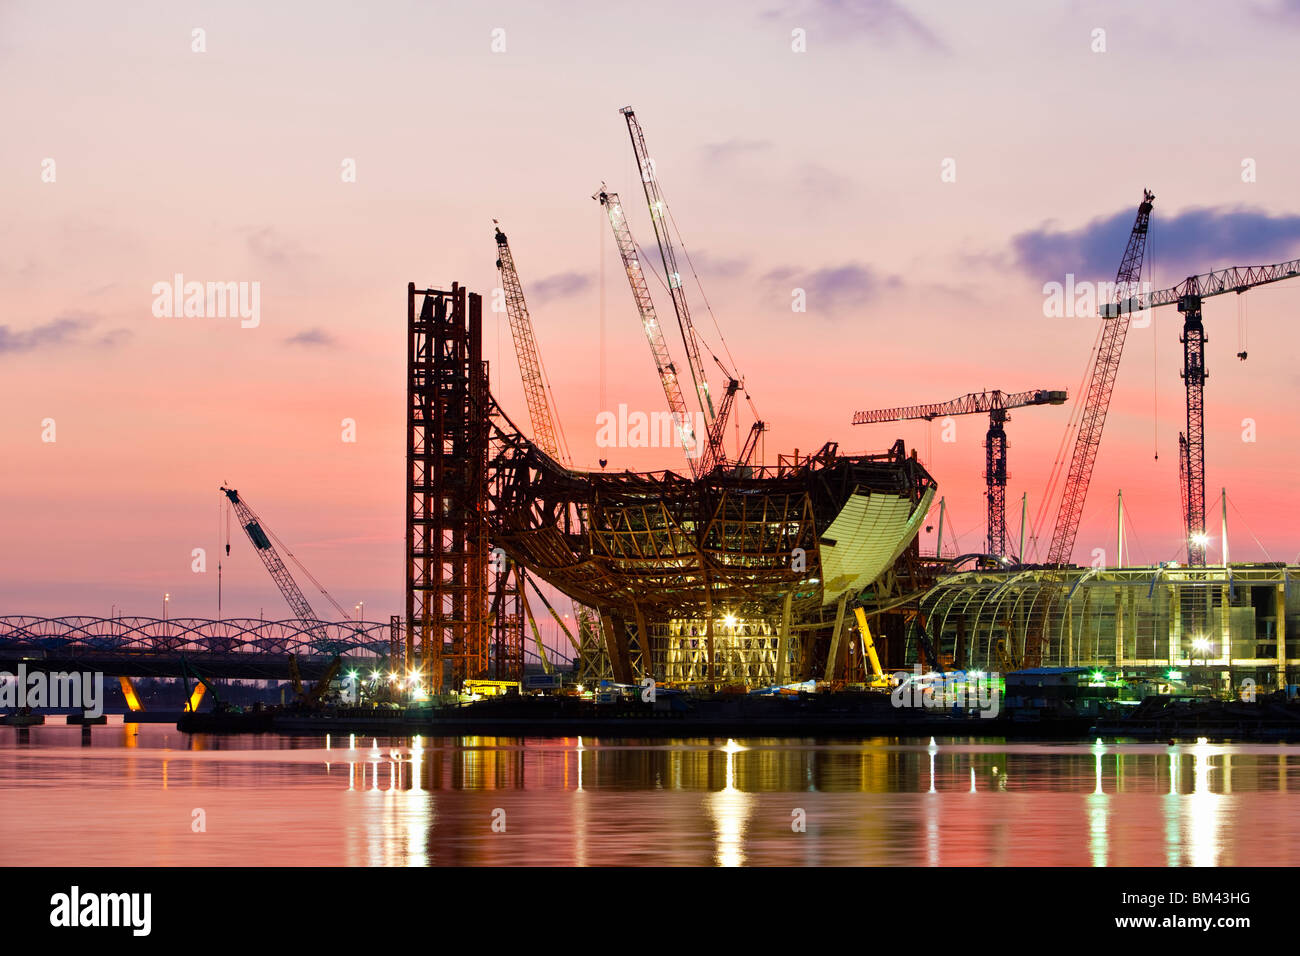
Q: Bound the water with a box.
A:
[3,721,1299,866]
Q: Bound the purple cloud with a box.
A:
[764,262,901,315]
[764,0,949,53]
[0,313,120,354]
[284,328,337,348]
[530,271,592,303]
[1013,202,1300,284]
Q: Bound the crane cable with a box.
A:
[1237,290,1248,358]
[533,311,574,465]
[258,513,354,622]
[1030,320,1103,556]
[668,210,767,430]
[1149,222,1158,459]
[654,172,763,427]
[1227,492,1273,562]
[1120,497,1147,567]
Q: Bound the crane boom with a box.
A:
[1101,257,1300,316]
[494,224,564,462]
[619,107,729,468]
[1046,190,1154,567]
[220,486,334,645]
[698,378,740,475]
[738,420,765,469]
[853,388,1066,424]
[854,389,1066,557]
[595,186,702,475]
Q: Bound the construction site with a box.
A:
[44,109,1285,723]
[371,112,1300,707]
[379,113,1294,712]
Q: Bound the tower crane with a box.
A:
[494,223,565,463]
[1045,190,1155,568]
[619,106,738,475]
[853,389,1066,558]
[594,185,703,476]
[1101,254,1300,565]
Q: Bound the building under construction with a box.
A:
[403,114,1300,698]
[404,282,936,692]
[919,563,1299,690]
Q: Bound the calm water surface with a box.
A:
[2,721,1298,866]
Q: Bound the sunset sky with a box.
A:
[4,0,1299,628]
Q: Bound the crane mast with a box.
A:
[494,223,564,462]
[619,107,729,470]
[1046,190,1154,567]
[595,186,702,475]
[854,389,1066,558]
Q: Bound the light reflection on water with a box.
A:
[1,725,1298,866]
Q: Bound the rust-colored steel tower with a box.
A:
[406,283,491,692]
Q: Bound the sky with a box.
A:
[3,0,1300,630]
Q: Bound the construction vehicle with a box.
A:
[284,652,342,706]
[852,606,889,689]
[179,656,223,712]
[221,486,348,703]
[853,388,1066,558]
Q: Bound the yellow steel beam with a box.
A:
[118,676,144,712]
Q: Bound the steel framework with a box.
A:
[919,564,1295,689]
[486,413,935,686]
[406,279,932,690]
[0,616,552,681]
[407,283,492,691]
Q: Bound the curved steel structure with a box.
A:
[918,564,1296,685]
[0,615,390,658]
[0,616,556,680]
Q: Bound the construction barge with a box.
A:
[177,692,1099,739]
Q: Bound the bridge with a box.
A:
[0,616,559,681]
[0,616,396,680]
